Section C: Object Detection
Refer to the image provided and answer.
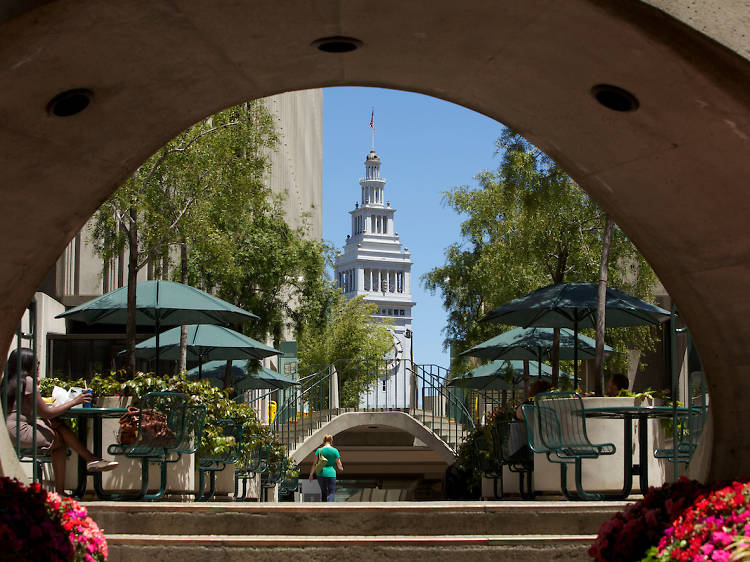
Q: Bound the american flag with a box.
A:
[369,110,374,129]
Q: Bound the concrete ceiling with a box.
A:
[1,1,750,480]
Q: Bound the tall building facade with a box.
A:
[334,148,415,406]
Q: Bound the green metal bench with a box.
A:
[471,420,533,500]
[17,448,56,489]
[260,456,291,502]
[196,418,243,501]
[234,435,269,501]
[278,461,300,499]
[655,371,708,465]
[105,391,188,501]
[534,391,616,500]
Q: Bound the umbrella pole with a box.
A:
[199,359,203,379]
[574,320,579,390]
[538,349,542,380]
[155,317,160,375]
[155,280,160,373]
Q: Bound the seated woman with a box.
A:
[5,347,118,492]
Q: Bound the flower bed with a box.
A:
[648,480,750,561]
[589,477,710,562]
[0,477,107,561]
[590,477,750,562]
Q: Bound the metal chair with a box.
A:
[106,391,188,500]
[502,418,534,500]
[278,461,300,498]
[196,418,243,501]
[534,391,616,500]
[655,371,708,464]
[474,419,534,500]
[234,435,269,501]
[260,456,289,502]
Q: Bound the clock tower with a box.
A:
[334,147,415,406]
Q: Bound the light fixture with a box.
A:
[591,84,639,112]
[311,36,362,53]
[47,89,93,117]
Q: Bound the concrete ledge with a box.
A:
[106,533,597,546]
[85,500,621,537]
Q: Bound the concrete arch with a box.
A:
[291,412,456,466]
[1,1,750,481]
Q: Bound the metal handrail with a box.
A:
[2,300,42,483]
[272,359,475,455]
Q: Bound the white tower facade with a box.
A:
[335,149,415,407]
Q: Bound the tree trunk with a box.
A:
[179,239,188,373]
[595,214,614,396]
[126,206,139,376]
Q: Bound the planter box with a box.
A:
[95,396,135,409]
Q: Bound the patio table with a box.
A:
[582,405,692,496]
[61,407,127,498]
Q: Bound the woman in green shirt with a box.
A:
[308,434,343,502]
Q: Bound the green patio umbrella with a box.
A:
[460,326,613,379]
[57,280,258,365]
[446,360,570,391]
[186,360,299,391]
[130,324,280,377]
[481,282,670,387]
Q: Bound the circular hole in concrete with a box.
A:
[47,89,93,117]
[311,36,362,53]
[591,84,639,112]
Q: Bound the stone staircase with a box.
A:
[86,500,620,561]
[275,409,469,454]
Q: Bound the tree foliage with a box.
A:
[90,100,330,371]
[297,293,394,406]
[423,129,658,378]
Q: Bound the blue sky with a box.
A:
[322,87,504,368]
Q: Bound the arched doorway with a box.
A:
[2,1,750,481]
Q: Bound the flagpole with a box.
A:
[370,107,375,150]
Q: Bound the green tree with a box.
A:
[91,101,279,373]
[423,129,658,385]
[297,293,393,407]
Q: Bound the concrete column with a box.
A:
[330,365,340,411]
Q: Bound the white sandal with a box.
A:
[86,459,119,472]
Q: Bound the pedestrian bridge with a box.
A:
[272,361,475,487]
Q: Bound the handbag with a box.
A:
[118,407,176,447]
[314,450,328,474]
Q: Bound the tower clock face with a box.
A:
[385,329,404,374]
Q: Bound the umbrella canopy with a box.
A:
[481,282,670,385]
[461,327,613,361]
[482,282,670,328]
[446,360,570,391]
[131,324,280,364]
[186,360,299,391]
[56,280,258,326]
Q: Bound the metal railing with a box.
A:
[272,359,475,455]
[1,300,43,484]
